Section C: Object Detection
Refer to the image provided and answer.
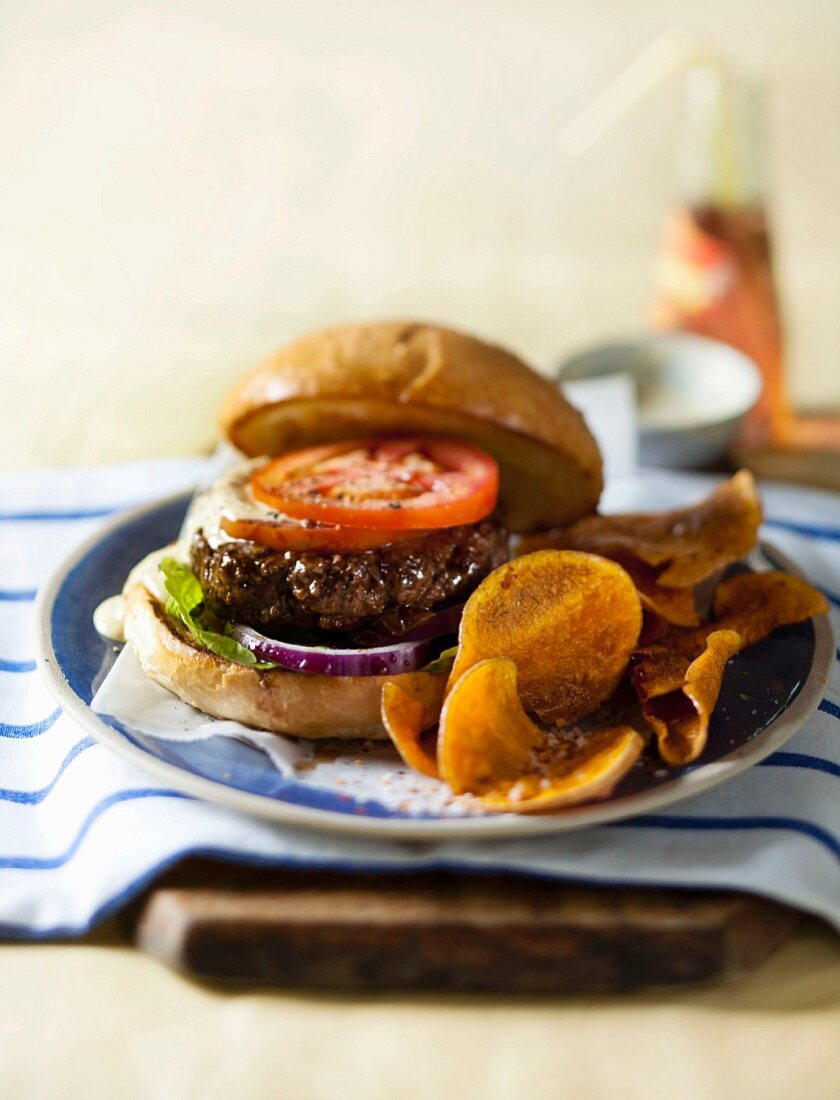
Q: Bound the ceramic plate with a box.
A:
[35,491,834,839]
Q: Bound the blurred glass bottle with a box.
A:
[651,65,789,446]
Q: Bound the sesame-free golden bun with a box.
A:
[124,584,447,740]
[220,321,603,532]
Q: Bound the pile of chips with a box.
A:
[381,472,830,813]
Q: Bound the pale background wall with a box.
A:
[2,0,839,470]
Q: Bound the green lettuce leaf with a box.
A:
[160,557,276,669]
[422,644,458,675]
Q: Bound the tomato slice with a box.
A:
[221,516,426,553]
[249,437,499,530]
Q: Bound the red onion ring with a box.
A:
[231,624,434,677]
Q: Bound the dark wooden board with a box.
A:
[133,860,799,992]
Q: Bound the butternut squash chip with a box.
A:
[638,609,671,647]
[712,571,830,646]
[447,550,642,725]
[632,569,829,764]
[607,552,701,626]
[381,681,440,778]
[632,630,742,765]
[519,471,761,589]
[439,658,644,812]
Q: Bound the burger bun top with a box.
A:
[219,321,602,532]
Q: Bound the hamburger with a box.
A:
[120,321,602,739]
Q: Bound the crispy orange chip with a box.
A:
[633,630,742,765]
[638,609,671,647]
[447,550,642,725]
[608,552,701,626]
[439,658,644,812]
[520,471,761,589]
[712,571,830,646]
[632,569,829,764]
[381,681,440,778]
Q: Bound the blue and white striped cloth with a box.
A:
[2,459,839,938]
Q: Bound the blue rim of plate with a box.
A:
[35,491,836,840]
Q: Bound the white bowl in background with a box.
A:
[558,333,763,469]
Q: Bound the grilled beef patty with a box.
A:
[190,514,508,636]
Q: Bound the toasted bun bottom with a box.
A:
[124,585,447,740]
